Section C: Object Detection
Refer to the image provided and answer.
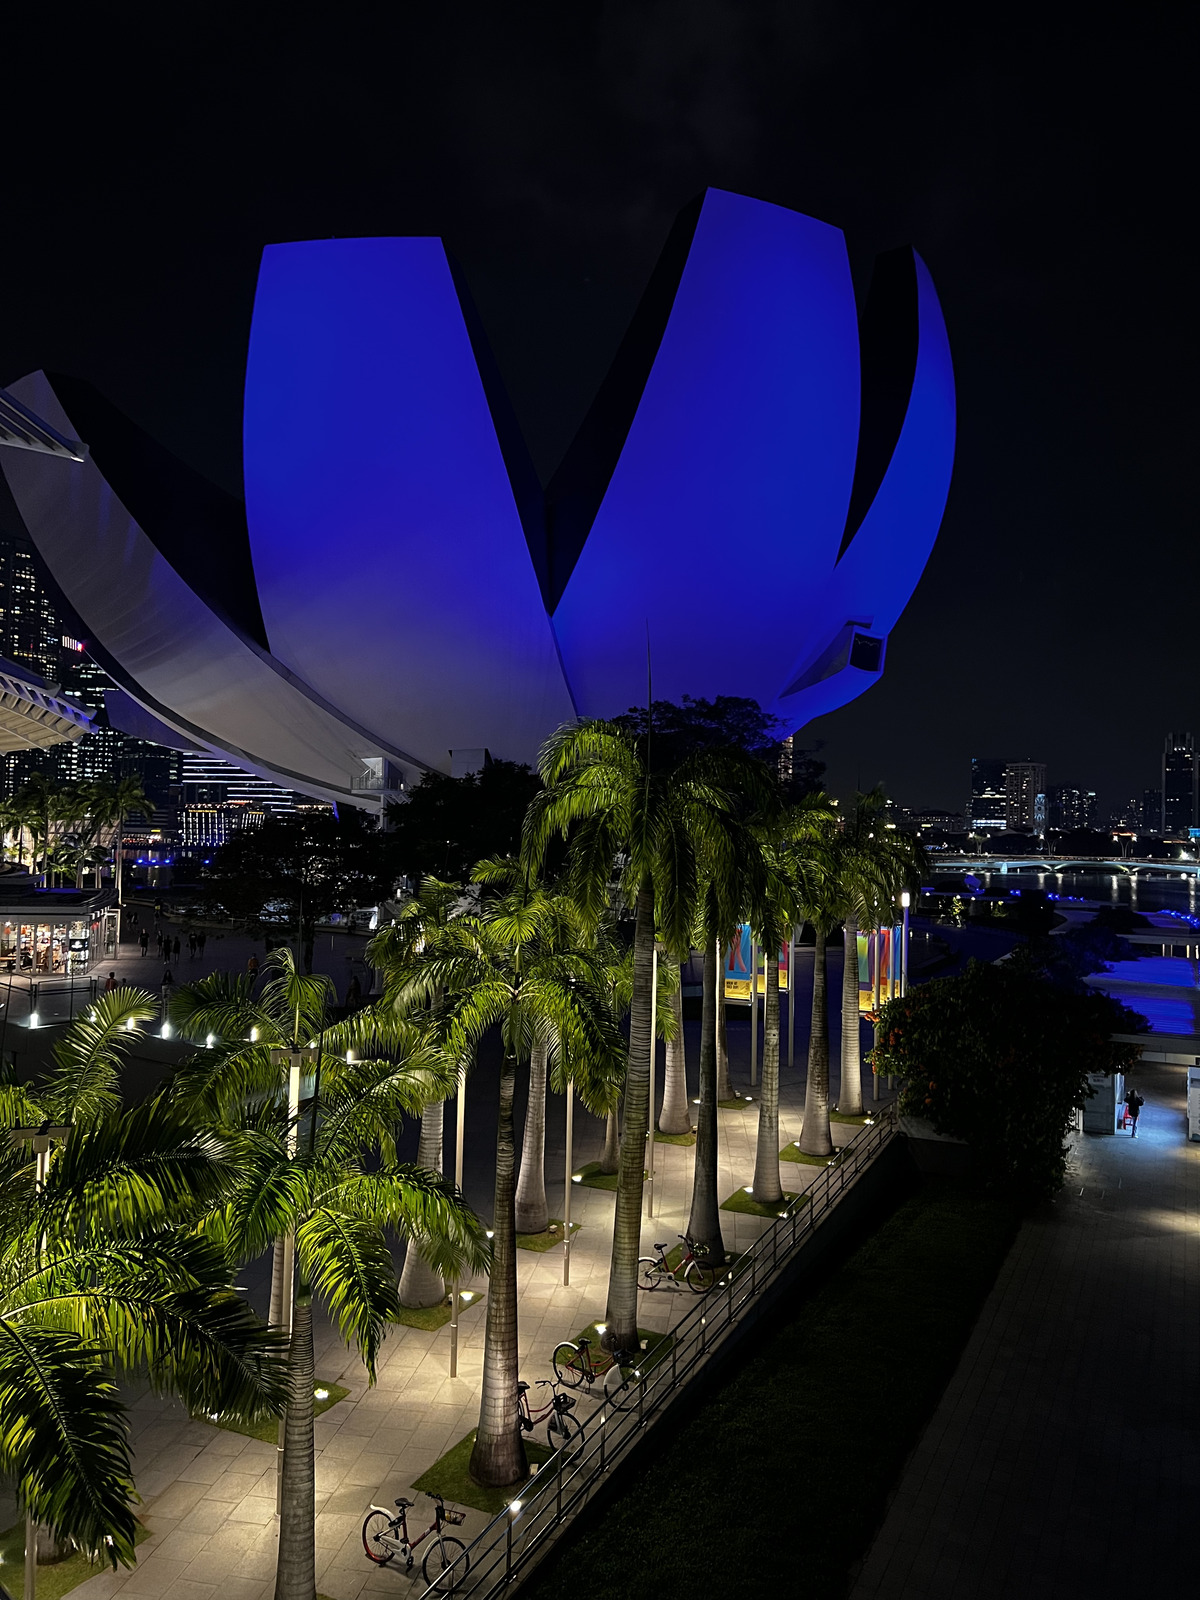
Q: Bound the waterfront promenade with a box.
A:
[14,922,876,1600]
[850,1057,1199,1599]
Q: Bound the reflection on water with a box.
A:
[930,868,1200,1036]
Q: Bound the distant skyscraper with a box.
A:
[969,758,1007,831]
[180,752,299,816]
[1141,788,1163,833]
[1162,734,1198,835]
[1048,785,1098,832]
[1004,761,1047,834]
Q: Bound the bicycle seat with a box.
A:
[517,1381,530,1393]
[576,1335,591,1347]
[394,1497,414,1509]
[654,1242,668,1251]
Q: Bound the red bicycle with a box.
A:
[518,1377,584,1457]
[638,1233,717,1293]
[362,1491,468,1591]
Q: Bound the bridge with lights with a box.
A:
[933,855,1200,880]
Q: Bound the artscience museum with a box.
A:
[0,187,955,812]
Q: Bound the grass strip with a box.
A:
[195,1380,350,1443]
[653,1129,696,1146]
[413,1430,554,1516]
[720,1187,806,1218]
[718,1096,756,1109]
[517,1219,581,1253]
[0,1520,149,1599]
[522,1177,1020,1600]
[573,1161,645,1192]
[396,1291,485,1330]
[780,1141,842,1166]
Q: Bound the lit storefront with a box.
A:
[0,889,118,977]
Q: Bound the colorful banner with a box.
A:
[723,925,791,1002]
[858,928,894,1012]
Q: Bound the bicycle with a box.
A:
[551,1331,644,1410]
[361,1491,469,1591]
[518,1377,584,1457]
[638,1233,718,1294]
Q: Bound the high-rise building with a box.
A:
[969,758,1007,831]
[1141,789,1162,833]
[180,751,299,815]
[1162,734,1198,835]
[1004,761,1047,834]
[0,530,60,681]
[1047,785,1098,832]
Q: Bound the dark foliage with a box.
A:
[872,960,1145,1199]
[200,809,398,967]
[611,692,824,795]
[384,759,542,881]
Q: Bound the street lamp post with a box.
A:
[267,1044,317,1512]
[646,945,658,1217]
[562,1081,574,1287]
[10,1122,72,1600]
[900,891,911,998]
[448,1061,467,1377]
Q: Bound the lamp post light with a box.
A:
[900,891,911,998]
[10,1121,71,1600]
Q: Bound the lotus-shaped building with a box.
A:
[0,188,954,810]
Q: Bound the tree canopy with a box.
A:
[385,758,541,881]
[200,809,397,962]
[872,959,1145,1199]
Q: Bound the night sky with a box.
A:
[2,6,1193,814]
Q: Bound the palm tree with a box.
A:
[212,1053,487,1600]
[382,861,623,1488]
[795,810,843,1158]
[747,801,831,1202]
[0,1020,288,1573]
[658,960,692,1135]
[100,776,151,903]
[835,790,924,1116]
[367,877,466,1306]
[525,720,776,1352]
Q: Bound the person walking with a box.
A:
[161,966,174,1002]
[345,972,361,1011]
[138,926,149,956]
[104,971,118,994]
[155,930,164,958]
[172,934,181,962]
[1126,1086,1145,1138]
[197,930,207,957]
[187,932,196,959]
[247,953,259,983]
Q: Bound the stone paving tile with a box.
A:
[57,971,877,1595]
[851,1060,1199,1600]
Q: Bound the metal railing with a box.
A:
[416,1105,899,1599]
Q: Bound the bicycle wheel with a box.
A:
[685,1257,717,1293]
[548,1411,584,1461]
[362,1510,396,1564]
[637,1256,662,1290]
[423,1535,469,1593]
[552,1340,587,1387]
[602,1357,635,1410]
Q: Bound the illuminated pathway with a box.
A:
[850,1058,1200,1600]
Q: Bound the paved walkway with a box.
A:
[45,939,884,1600]
[850,1058,1200,1599]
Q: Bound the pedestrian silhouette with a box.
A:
[1126,1087,1145,1138]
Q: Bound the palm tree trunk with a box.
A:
[470,1053,526,1487]
[839,917,865,1115]
[599,1107,620,1173]
[274,1292,316,1600]
[686,936,726,1262]
[514,1038,548,1234]
[114,811,124,906]
[658,977,691,1134]
[799,926,834,1155]
[752,951,784,1203]
[399,1097,447,1306]
[715,984,732,1101]
[268,1238,287,1329]
[602,881,655,1352]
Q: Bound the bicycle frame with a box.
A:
[364,1505,438,1560]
